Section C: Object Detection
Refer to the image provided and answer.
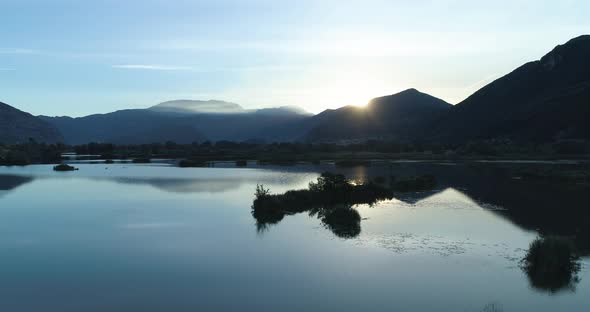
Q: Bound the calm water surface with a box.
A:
[0,162,588,311]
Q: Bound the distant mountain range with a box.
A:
[38,102,313,144]
[1,35,589,145]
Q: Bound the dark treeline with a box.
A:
[0,140,64,165]
[72,139,590,160]
[2,138,590,166]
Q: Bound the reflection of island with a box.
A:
[112,177,249,193]
[0,174,34,197]
[521,236,581,293]
[317,204,361,239]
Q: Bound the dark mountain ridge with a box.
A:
[303,89,452,142]
[427,35,590,143]
[0,101,63,144]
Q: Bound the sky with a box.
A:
[0,0,589,117]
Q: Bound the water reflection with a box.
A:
[0,174,33,198]
[315,204,361,239]
[255,203,363,239]
[0,167,315,195]
[1,162,590,311]
[247,162,590,257]
[521,236,582,293]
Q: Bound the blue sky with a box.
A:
[0,0,588,116]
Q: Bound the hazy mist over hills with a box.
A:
[149,100,247,114]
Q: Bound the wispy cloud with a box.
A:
[112,64,192,71]
[0,48,34,54]
[121,222,184,229]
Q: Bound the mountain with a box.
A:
[427,35,590,143]
[42,92,451,144]
[40,109,206,144]
[149,100,246,114]
[303,89,452,142]
[0,101,63,144]
[41,101,311,144]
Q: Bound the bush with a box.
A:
[254,184,270,198]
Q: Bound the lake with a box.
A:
[0,161,588,311]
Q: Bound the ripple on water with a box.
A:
[327,232,527,263]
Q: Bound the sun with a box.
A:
[295,71,396,113]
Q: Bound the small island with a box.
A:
[251,172,437,237]
[53,164,78,171]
